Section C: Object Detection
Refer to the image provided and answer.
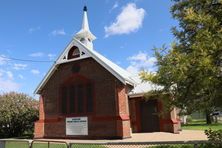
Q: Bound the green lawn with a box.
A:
[182,119,222,131]
[5,141,29,148]
[3,142,198,148]
[149,145,193,148]
[32,143,68,148]
[5,141,106,148]
[33,143,106,148]
[4,141,215,148]
[71,144,106,148]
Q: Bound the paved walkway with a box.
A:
[40,130,207,144]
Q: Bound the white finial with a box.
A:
[75,6,96,50]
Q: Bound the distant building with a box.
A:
[34,6,180,139]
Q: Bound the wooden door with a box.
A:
[140,100,160,132]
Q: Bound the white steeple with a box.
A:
[75,6,96,49]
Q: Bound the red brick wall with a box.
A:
[159,101,180,133]
[34,122,44,138]
[116,83,131,138]
[34,96,44,138]
[39,96,45,120]
[34,58,131,139]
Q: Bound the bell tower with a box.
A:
[74,6,96,49]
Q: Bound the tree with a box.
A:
[0,92,39,138]
[140,0,222,124]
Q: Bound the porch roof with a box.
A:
[128,76,161,98]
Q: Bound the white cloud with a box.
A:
[13,63,27,70]
[51,29,66,36]
[31,69,40,75]
[0,70,14,79]
[18,74,24,79]
[112,1,119,9]
[0,78,20,92]
[29,26,41,33]
[0,55,9,65]
[47,54,56,60]
[105,3,145,37]
[0,69,20,92]
[0,71,3,77]
[128,52,147,61]
[6,71,13,80]
[29,52,44,57]
[126,51,156,75]
[110,1,119,12]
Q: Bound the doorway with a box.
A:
[140,99,160,132]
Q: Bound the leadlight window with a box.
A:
[61,87,68,114]
[61,82,94,115]
[77,84,84,113]
[86,84,93,112]
[69,85,76,113]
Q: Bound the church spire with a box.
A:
[75,6,96,50]
[82,6,89,31]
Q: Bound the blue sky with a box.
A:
[0,0,178,97]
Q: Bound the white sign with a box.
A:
[66,117,88,135]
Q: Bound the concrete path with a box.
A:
[40,130,207,144]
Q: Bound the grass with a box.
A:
[32,143,68,148]
[182,119,222,131]
[32,142,106,148]
[5,141,29,148]
[4,142,196,148]
[71,144,107,148]
[149,145,193,148]
[5,141,106,148]
[4,141,218,148]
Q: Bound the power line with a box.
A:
[0,55,55,63]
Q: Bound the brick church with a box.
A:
[34,6,180,139]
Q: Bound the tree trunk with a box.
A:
[206,110,212,124]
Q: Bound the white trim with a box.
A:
[34,38,137,94]
[57,56,90,65]
[128,93,144,98]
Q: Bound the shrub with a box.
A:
[0,92,39,138]
[205,129,222,148]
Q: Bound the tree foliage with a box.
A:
[0,92,39,138]
[205,129,222,147]
[140,0,222,119]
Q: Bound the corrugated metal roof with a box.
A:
[129,76,161,98]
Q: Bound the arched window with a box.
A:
[68,46,80,59]
[60,75,94,115]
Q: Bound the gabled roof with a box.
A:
[34,38,138,94]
